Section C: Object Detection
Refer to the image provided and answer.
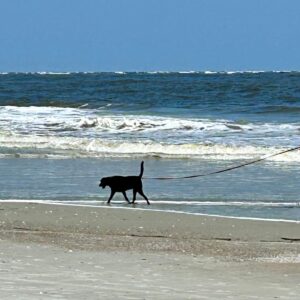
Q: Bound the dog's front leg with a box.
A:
[122,191,131,204]
[107,190,115,204]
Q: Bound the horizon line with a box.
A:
[1,70,300,75]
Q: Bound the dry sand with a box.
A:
[0,202,299,299]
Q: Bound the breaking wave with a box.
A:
[1,105,300,160]
[1,133,300,161]
[1,105,300,135]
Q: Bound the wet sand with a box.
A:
[0,202,299,299]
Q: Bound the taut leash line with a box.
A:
[144,145,300,180]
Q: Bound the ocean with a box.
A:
[0,71,299,220]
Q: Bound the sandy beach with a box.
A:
[0,202,299,299]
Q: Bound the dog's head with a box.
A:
[99,177,108,189]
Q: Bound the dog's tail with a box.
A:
[139,161,144,178]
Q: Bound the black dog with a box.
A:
[99,161,150,205]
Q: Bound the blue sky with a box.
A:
[0,0,299,71]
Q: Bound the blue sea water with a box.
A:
[0,71,300,220]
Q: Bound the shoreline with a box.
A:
[1,199,299,223]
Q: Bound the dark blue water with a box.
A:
[0,72,299,220]
[1,72,300,122]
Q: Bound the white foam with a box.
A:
[147,71,171,74]
[204,71,218,74]
[60,199,299,208]
[178,71,197,74]
[135,200,300,207]
[0,105,87,134]
[1,106,300,161]
[37,72,71,75]
[0,132,300,161]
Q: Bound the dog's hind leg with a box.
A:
[107,190,115,204]
[132,189,137,204]
[122,191,131,204]
[138,189,150,205]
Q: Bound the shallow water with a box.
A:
[0,157,299,220]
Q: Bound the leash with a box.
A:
[144,145,300,180]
